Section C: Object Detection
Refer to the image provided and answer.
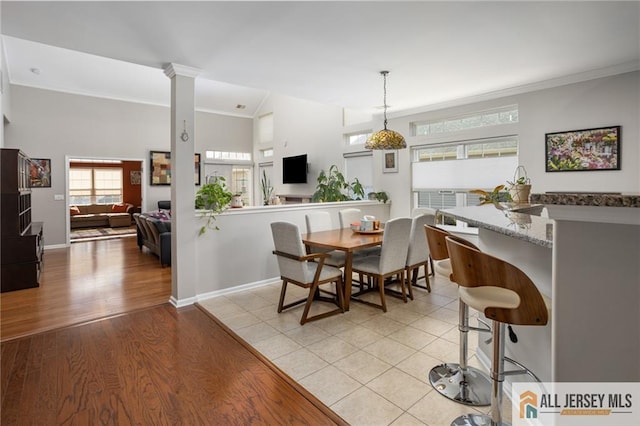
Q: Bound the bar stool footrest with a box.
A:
[451,413,511,426]
[429,363,492,407]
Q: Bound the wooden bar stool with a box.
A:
[445,235,549,426]
[425,225,492,407]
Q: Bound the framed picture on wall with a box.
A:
[382,150,398,173]
[130,170,142,185]
[150,151,171,185]
[150,151,202,185]
[29,158,52,187]
[545,126,621,172]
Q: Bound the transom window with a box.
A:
[345,131,372,146]
[69,167,123,205]
[415,138,518,162]
[205,151,252,161]
[412,105,518,136]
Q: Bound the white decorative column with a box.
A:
[164,63,200,305]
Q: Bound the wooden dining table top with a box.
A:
[302,228,384,252]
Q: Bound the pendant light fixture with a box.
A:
[365,70,406,150]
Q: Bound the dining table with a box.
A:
[302,228,384,311]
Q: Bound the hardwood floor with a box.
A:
[1,238,171,342]
[1,238,345,424]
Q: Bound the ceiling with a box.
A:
[2,1,639,119]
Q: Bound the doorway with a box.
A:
[66,156,145,244]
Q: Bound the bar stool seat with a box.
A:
[432,258,451,277]
[459,286,520,312]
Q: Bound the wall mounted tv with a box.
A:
[282,154,308,184]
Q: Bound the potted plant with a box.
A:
[507,166,532,204]
[312,165,365,202]
[195,175,233,235]
[260,170,274,206]
[470,185,511,205]
[367,191,389,203]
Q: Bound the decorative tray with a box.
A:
[351,229,383,234]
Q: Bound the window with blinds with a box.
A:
[412,136,518,210]
[69,167,123,205]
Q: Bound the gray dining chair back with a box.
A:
[339,208,361,229]
[304,211,346,267]
[411,207,437,218]
[305,211,333,233]
[406,213,436,267]
[379,217,413,274]
[406,213,437,293]
[271,221,309,282]
[350,217,412,312]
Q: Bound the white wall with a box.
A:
[194,200,390,299]
[253,93,345,201]
[377,71,640,218]
[5,85,253,246]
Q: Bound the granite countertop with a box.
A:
[530,192,640,207]
[440,204,553,248]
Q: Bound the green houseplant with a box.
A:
[312,165,365,202]
[367,191,389,203]
[470,184,511,205]
[195,175,233,235]
[260,170,274,206]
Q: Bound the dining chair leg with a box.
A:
[424,263,432,292]
[405,271,414,301]
[378,276,388,312]
[335,277,345,311]
[278,280,288,313]
[301,281,320,325]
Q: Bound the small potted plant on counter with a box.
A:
[507,166,532,204]
[367,191,389,203]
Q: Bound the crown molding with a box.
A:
[164,63,202,79]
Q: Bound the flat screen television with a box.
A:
[282,154,308,184]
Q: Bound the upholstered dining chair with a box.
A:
[271,221,345,325]
[351,217,412,312]
[304,211,346,268]
[338,208,361,229]
[405,212,437,295]
[411,207,437,218]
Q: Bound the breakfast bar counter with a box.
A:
[441,201,639,384]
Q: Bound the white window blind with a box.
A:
[344,152,373,197]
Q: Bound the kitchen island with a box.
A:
[441,198,639,384]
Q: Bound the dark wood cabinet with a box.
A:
[1,148,44,292]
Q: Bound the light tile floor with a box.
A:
[199,273,513,426]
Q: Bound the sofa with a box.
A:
[70,203,134,229]
[133,212,171,267]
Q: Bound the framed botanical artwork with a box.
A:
[130,170,142,185]
[150,151,171,185]
[382,150,398,173]
[195,153,201,186]
[150,151,201,185]
[29,158,52,187]
[545,126,621,172]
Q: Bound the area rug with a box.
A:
[70,225,137,242]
